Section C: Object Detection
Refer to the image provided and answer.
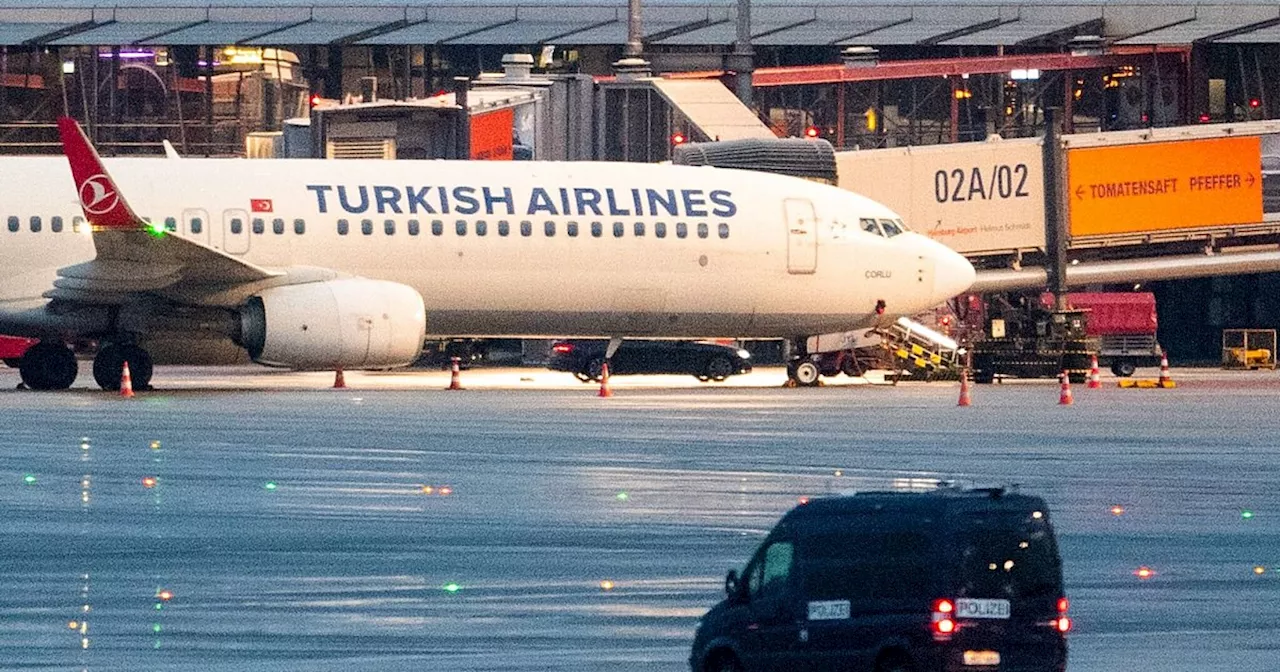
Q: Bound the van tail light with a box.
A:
[931,599,956,641]
[552,343,574,354]
[1055,597,1072,634]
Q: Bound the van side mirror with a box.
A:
[725,569,743,600]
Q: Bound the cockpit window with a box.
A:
[860,218,883,236]
[880,219,903,237]
[895,218,910,232]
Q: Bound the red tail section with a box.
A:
[57,116,142,230]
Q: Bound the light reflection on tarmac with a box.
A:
[0,364,1278,670]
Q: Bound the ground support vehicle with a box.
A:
[971,298,1097,384]
[1055,293,1161,377]
[691,484,1070,672]
[787,317,963,386]
[0,335,37,368]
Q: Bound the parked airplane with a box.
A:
[0,117,975,390]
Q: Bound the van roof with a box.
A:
[783,488,1049,521]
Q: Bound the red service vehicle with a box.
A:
[0,335,37,367]
[1043,292,1162,377]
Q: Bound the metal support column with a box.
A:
[1042,107,1068,309]
[729,0,754,106]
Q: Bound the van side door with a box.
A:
[736,539,804,671]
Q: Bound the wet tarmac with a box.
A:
[1,364,1278,670]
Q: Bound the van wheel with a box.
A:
[875,651,916,672]
[706,652,743,672]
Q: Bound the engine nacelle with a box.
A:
[240,279,426,370]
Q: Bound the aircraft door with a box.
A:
[182,209,209,245]
[223,209,250,255]
[785,199,817,274]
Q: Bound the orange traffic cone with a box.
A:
[333,368,346,389]
[1087,355,1102,389]
[1158,352,1175,387]
[446,356,464,390]
[957,369,972,407]
[1058,370,1073,406]
[119,361,135,398]
[598,361,613,398]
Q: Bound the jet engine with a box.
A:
[239,279,426,369]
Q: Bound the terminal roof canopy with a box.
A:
[3,2,1280,46]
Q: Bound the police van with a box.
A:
[690,486,1070,672]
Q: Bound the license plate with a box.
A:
[963,650,1001,666]
[955,598,1011,619]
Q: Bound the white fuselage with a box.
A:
[0,156,973,340]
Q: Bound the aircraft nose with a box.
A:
[933,244,976,301]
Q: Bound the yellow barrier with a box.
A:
[1118,379,1177,389]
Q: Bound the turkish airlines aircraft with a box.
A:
[0,117,974,390]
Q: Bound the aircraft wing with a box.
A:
[48,117,281,304]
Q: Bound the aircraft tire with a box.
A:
[791,360,821,387]
[19,342,78,390]
[93,343,155,391]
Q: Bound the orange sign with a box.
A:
[1067,136,1263,237]
[470,108,514,160]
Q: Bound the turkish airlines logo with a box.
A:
[78,174,119,215]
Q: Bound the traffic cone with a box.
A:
[1158,352,1175,388]
[119,361,135,398]
[598,361,613,398]
[957,369,972,407]
[1087,355,1102,389]
[333,368,346,389]
[1058,370,1073,405]
[446,356,464,391]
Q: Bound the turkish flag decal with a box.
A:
[250,198,273,213]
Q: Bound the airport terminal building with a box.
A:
[3,0,1280,361]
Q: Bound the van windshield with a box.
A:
[955,510,1060,599]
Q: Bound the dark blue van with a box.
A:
[690,487,1070,672]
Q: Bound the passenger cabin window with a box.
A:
[362,219,373,235]
[655,222,667,238]
[384,219,395,235]
[475,220,487,236]
[407,219,419,236]
[718,223,730,239]
[497,220,509,237]
[30,216,41,232]
[337,219,349,235]
[273,218,285,234]
[590,222,602,238]
[73,216,85,233]
[613,221,625,238]
[697,223,709,239]
[860,218,882,236]
[455,220,467,236]
[432,220,444,236]
[294,219,306,235]
[634,222,645,237]
[675,222,688,239]
[190,218,203,234]
[566,221,579,237]
[230,218,244,234]
[520,220,532,237]
[51,216,63,233]
[880,219,903,237]
[544,221,555,237]
[8,216,18,232]
[252,218,264,234]
[165,217,178,232]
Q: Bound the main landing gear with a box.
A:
[15,341,155,391]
